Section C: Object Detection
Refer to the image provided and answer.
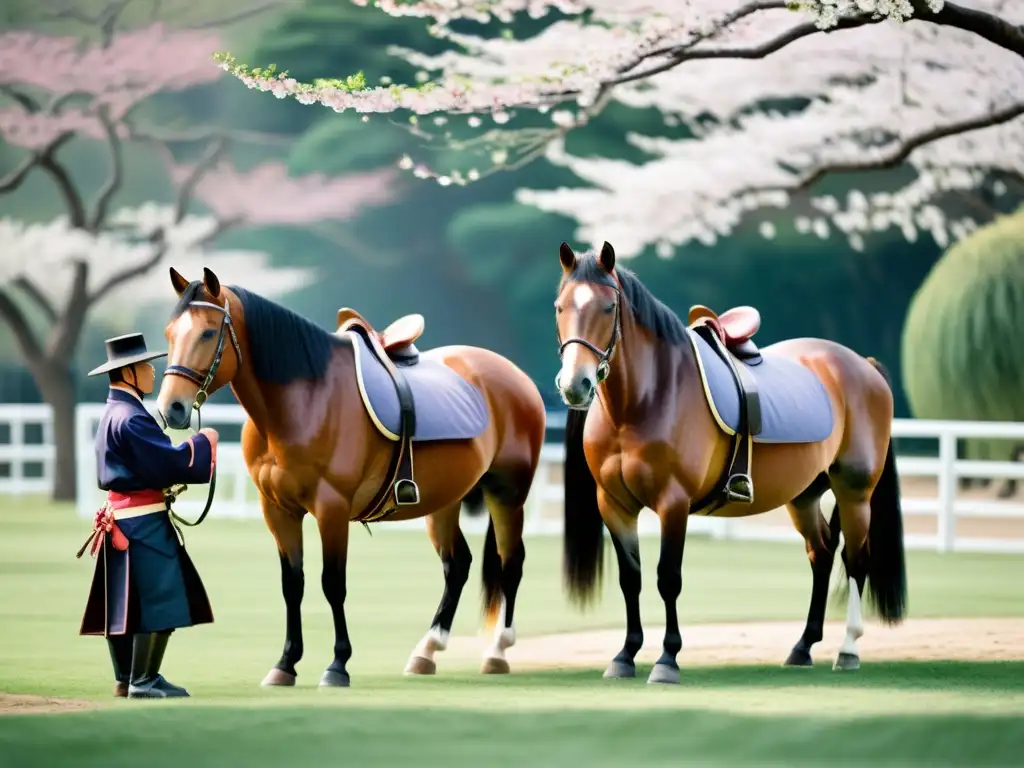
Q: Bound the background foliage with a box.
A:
[1,0,1017,420]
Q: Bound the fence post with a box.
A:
[9,410,24,494]
[936,430,957,553]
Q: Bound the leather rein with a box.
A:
[162,297,243,528]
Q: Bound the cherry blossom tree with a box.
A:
[0,13,401,501]
[218,0,1024,256]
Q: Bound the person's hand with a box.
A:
[199,427,219,451]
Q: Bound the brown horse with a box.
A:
[156,267,546,687]
[554,242,906,684]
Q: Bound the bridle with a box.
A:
[161,295,243,529]
[164,296,242,411]
[556,282,622,386]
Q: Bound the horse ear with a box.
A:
[598,241,615,272]
[559,242,576,273]
[202,267,221,298]
[169,267,189,296]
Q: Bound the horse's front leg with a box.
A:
[649,486,690,685]
[405,504,471,676]
[315,496,353,687]
[260,496,305,687]
[598,488,644,679]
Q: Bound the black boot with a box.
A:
[148,631,189,696]
[107,635,132,697]
[127,633,187,698]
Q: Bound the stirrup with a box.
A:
[725,473,754,504]
[394,479,421,506]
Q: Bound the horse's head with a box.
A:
[157,266,243,430]
[554,241,621,409]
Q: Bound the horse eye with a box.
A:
[603,303,615,314]
[201,329,217,341]
[554,305,563,314]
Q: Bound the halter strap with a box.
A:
[161,296,241,529]
[164,297,243,409]
[557,284,622,383]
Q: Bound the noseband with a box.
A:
[165,297,243,411]
[557,284,621,384]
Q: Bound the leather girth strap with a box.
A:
[340,317,420,524]
[691,323,763,514]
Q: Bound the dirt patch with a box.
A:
[0,693,98,716]
[447,618,1024,669]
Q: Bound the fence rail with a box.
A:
[2,403,1023,554]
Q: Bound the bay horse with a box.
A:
[554,242,906,684]
[156,267,546,687]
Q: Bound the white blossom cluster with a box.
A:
[0,205,314,321]
[222,0,1023,254]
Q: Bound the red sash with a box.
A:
[75,490,166,559]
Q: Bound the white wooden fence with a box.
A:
[2,403,1023,554]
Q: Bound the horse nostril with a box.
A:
[167,401,187,426]
[581,377,593,393]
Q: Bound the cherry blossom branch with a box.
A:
[13,277,58,323]
[89,106,123,230]
[0,290,44,369]
[47,261,89,361]
[913,0,1024,56]
[0,154,46,193]
[86,138,231,304]
[611,2,1024,88]
[610,13,878,88]
[185,1,289,30]
[127,123,291,146]
[0,85,37,113]
[38,153,88,228]
[740,101,1024,198]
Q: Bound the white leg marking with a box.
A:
[483,598,516,663]
[835,576,864,670]
[414,625,449,661]
[404,625,449,674]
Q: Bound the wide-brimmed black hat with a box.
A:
[87,333,167,377]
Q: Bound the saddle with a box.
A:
[687,304,764,513]
[335,308,425,524]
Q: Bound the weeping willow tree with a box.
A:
[902,205,1024,496]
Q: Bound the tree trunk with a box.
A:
[37,362,78,503]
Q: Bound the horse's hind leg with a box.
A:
[600,489,644,680]
[260,496,305,687]
[479,483,528,675]
[829,466,875,672]
[783,475,841,668]
[404,503,471,676]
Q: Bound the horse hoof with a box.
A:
[260,668,296,687]
[783,648,813,667]
[603,660,637,679]
[481,657,510,675]
[319,669,351,688]
[404,656,437,676]
[833,652,860,671]
[647,663,680,685]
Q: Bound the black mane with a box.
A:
[171,281,341,384]
[561,252,689,344]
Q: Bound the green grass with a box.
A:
[2,497,1023,766]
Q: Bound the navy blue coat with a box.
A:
[80,388,216,636]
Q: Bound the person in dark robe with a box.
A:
[79,333,219,699]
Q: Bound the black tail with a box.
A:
[462,484,486,517]
[865,358,908,624]
[562,407,604,607]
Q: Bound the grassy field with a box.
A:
[1,497,1023,766]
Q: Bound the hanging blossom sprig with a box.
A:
[212,0,1024,256]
